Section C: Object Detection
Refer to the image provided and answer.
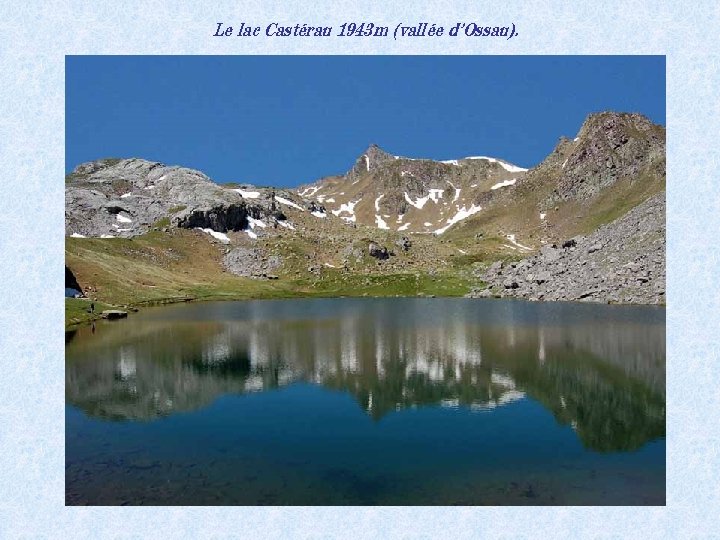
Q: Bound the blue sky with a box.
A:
[66,56,665,187]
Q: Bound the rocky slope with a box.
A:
[297,144,528,235]
[469,192,665,304]
[65,158,297,239]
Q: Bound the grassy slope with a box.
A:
[65,298,118,327]
[446,165,665,250]
[66,228,471,327]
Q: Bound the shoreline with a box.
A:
[65,290,666,331]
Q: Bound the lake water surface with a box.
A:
[66,298,665,505]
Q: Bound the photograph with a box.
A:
[64,55,666,506]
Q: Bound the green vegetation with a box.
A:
[290,271,471,298]
[153,217,171,228]
[65,230,472,328]
[65,298,118,328]
[578,171,664,234]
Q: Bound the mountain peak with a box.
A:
[348,144,395,176]
[363,143,393,162]
[575,111,663,142]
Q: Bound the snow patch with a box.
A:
[506,234,532,250]
[246,230,257,239]
[428,189,444,203]
[490,178,517,190]
[311,211,327,218]
[375,215,390,230]
[325,197,335,203]
[275,196,304,211]
[247,217,266,229]
[324,263,336,268]
[457,249,467,254]
[403,192,430,210]
[434,204,483,235]
[374,194,384,212]
[299,185,321,198]
[440,159,459,166]
[198,228,230,243]
[235,189,261,199]
[120,192,132,198]
[331,200,360,220]
[562,158,568,169]
[464,156,528,172]
[144,185,155,190]
[100,234,115,239]
[70,233,86,238]
[398,223,410,231]
[540,213,546,220]
[277,220,295,230]
[423,222,432,227]
[116,214,132,223]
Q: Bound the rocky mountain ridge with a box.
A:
[65,111,666,306]
[297,144,528,235]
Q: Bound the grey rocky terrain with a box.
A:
[223,247,282,278]
[65,158,295,238]
[469,192,665,304]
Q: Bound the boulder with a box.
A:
[368,242,390,260]
[396,237,412,251]
[100,310,128,320]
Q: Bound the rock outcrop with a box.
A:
[65,158,285,238]
[469,193,665,304]
[223,247,282,278]
[368,242,390,260]
[548,112,665,203]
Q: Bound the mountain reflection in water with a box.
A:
[66,298,665,452]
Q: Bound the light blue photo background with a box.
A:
[0,0,717,538]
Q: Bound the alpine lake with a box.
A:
[66,297,665,505]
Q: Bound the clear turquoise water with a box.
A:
[65,297,665,505]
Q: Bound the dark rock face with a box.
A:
[469,193,665,305]
[65,266,82,293]
[178,204,255,232]
[307,201,326,214]
[368,242,390,260]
